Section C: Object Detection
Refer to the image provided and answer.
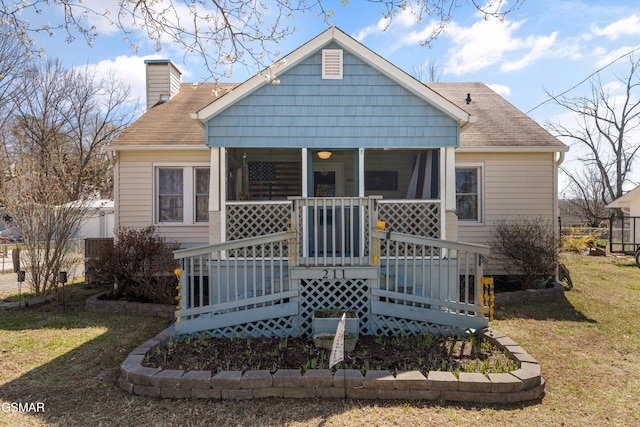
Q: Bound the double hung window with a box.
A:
[455,165,482,223]
[156,165,209,224]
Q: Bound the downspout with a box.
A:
[554,150,566,281]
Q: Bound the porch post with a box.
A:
[301,148,308,197]
[358,148,365,197]
[301,149,309,258]
[443,147,457,241]
[208,147,223,244]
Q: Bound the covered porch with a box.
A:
[210,146,459,246]
[174,196,491,338]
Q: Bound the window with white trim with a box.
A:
[455,165,482,222]
[156,165,209,224]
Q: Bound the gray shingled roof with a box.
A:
[428,82,566,150]
[111,81,566,151]
[110,83,233,147]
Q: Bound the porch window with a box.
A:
[226,148,302,201]
[456,165,482,222]
[156,165,210,224]
[364,149,439,199]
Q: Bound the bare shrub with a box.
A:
[491,217,557,290]
[91,226,179,304]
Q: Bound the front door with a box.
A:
[308,157,361,257]
[312,162,344,197]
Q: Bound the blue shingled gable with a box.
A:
[205,44,459,149]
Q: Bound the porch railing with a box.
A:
[173,231,297,336]
[289,196,380,267]
[378,199,441,238]
[372,229,491,330]
[172,197,488,337]
[226,201,291,241]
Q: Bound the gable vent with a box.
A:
[322,49,343,80]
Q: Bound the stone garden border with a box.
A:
[494,282,564,306]
[119,327,545,403]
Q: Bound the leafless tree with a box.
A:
[0,0,525,81]
[546,56,640,207]
[0,24,31,188]
[411,59,442,82]
[560,165,610,227]
[1,59,135,296]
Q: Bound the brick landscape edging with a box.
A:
[118,327,545,403]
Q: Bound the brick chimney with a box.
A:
[144,59,182,110]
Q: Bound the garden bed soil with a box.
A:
[143,333,518,376]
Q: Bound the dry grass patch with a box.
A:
[1,254,639,426]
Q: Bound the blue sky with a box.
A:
[26,0,640,189]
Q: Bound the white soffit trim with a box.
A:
[456,145,569,153]
[194,27,474,126]
[108,145,209,151]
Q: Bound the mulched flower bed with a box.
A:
[143,333,518,376]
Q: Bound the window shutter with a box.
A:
[322,49,343,80]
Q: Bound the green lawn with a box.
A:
[0,253,639,426]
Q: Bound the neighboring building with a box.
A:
[607,186,640,257]
[109,28,568,337]
[73,199,115,239]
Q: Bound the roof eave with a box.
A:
[108,144,208,151]
[456,145,569,153]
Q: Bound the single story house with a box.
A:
[109,27,568,337]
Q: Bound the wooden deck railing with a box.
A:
[173,231,297,336]
[289,196,380,267]
[172,201,490,337]
[372,230,491,330]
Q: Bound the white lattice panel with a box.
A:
[192,315,301,339]
[226,202,291,241]
[298,278,372,336]
[378,202,440,237]
[369,315,470,337]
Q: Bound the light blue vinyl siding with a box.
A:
[206,45,459,148]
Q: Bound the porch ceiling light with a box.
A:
[317,150,332,160]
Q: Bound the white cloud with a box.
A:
[501,32,558,72]
[353,18,390,42]
[442,13,562,76]
[78,54,165,105]
[443,18,525,75]
[594,45,640,68]
[401,21,445,46]
[353,7,420,42]
[591,14,640,40]
[488,83,511,97]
